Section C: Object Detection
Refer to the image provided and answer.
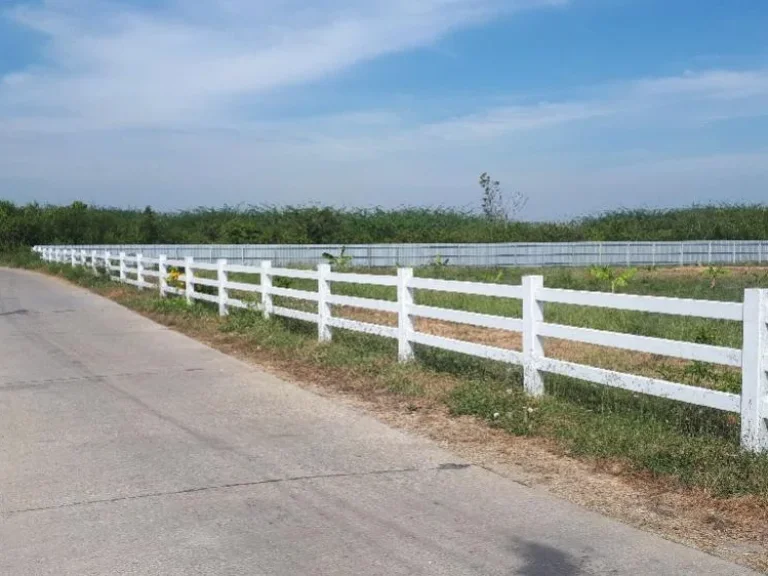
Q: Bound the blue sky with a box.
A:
[1,0,767,220]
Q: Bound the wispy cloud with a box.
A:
[632,68,768,100]
[237,67,768,157]
[0,0,564,131]
[5,0,763,139]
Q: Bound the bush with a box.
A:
[2,201,768,247]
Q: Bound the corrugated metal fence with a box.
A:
[35,241,768,268]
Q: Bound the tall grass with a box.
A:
[3,200,768,247]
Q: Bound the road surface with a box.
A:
[0,268,757,575]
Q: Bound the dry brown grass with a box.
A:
[333,305,739,390]
[649,265,768,278]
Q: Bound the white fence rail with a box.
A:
[39,247,768,453]
[33,240,768,268]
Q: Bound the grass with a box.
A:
[194,263,748,394]
[7,251,768,500]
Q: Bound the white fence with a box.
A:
[38,247,768,453]
[33,240,768,268]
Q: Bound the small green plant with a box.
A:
[430,254,450,267]
[589,266,637,293]
[704,265,729,289]
[321,246,353,270]
[273,276,293,289]
[488,270,504,283]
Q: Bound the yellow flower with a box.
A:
[167,268,183,289]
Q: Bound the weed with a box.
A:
[705,265,730,289]
[430,254,450,268]
[589,266,638,293]
[322,247,353,270]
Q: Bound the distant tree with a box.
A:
[479,172,527,222]
[57,201,89,244]
[139,206,159,243]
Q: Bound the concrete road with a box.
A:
[0,268,757,576]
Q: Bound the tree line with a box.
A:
[1,200,767,248]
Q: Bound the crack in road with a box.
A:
[0,309,29,317]
[0,367,219,390]
[6,464,472,517]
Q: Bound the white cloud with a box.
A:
[1,0,564,130]
[632,69,768,100]
[207,66,768,158]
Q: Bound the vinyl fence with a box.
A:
[34,240,768,268]
[39,247,768,453]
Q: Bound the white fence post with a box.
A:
[679,243,684,267]
[71,249,76,267]
[136,253,144,289]
[81,249,87,268]
[261,261,273,319]
[119,252,126,282]
[91,250,98,274]
[317,263,332,342]
[217,258,228,316]
[158,255,168,297]
[741,289,768,452]
[103,251,110,276]
[185,256,194,305]
[522,275,545,397]
[397,267,414,361]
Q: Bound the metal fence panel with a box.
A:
[37,241,768,268]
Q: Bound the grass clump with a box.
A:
[448,375,768,497]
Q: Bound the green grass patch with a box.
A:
[448,376,768,497]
